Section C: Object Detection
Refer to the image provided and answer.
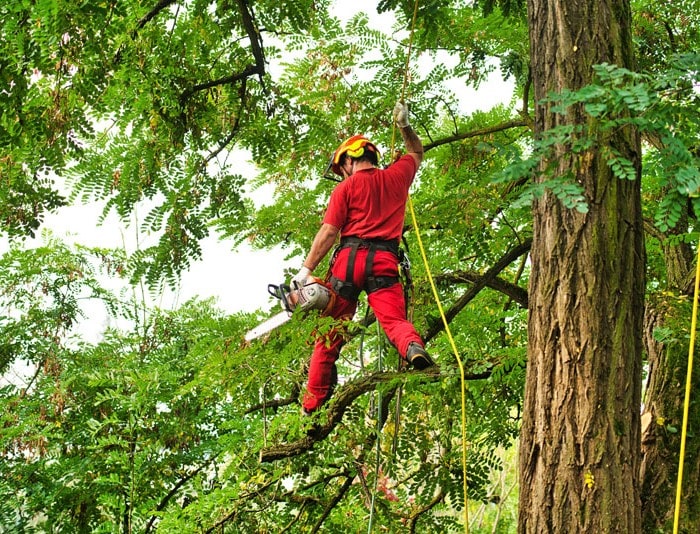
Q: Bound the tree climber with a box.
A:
[292,100,436,415]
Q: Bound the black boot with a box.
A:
[406,342,435,370]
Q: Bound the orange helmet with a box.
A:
[329,135,380,176]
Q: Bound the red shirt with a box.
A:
[322,155,417,241]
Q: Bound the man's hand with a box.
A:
[393,100,410,128]
[292,266,312,289]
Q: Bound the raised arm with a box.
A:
[393,100,423,168]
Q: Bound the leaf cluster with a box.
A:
[498,53,700,228]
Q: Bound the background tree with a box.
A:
[632,2,700,529]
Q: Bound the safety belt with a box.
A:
[329,237,401,300]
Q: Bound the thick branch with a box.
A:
[259,369,441,462]
[245,391,299,414]
[435,271,529,309]
[423,238,532,341]
[180,0,265,102]
[136,0,177,30]
[236,0,266,75]
[182,64,261,101]
[258,367,493,462]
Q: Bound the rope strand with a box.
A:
[672,236,700,533]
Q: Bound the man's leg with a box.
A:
[302,296,357,413]
[368,283,423,358]
[367,251,433,368]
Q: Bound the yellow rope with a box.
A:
[672,237,700,533]
[394,1,470,531]
[407,197,470,532]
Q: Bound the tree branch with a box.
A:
[245,390,299,414]
[312,475,354,532]
[136,0,177,30]
[145,462,212,533]
[408,489,446,533]
[424,119,530,152]
[179,0,265,102]
[259,369,441,463]
[259,366,495,463]
[423,238,532,342]
[236,0,266,76]
[522,67,533,123]
[182,64,261,101]
[435,270,528,309]
[204,476,279,533]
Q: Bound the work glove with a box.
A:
[292,266,312,289]
[393,100,410,128]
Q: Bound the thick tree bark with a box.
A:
[519,0,644,532]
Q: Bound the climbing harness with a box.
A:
[327,237,403,301]
[673,238,700,533]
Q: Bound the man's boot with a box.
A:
[406,342,435,370]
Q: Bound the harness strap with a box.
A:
[365,275,399,293]
[340,236,399,255]
[345,239,360,286]
[329,236,402,301]
[364,245,376,287]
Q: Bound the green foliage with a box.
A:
[633,0,700,73]
[0,236,526,531]
[0,243,251,530]
[0,0,325,287]
[2,0,698,531]
[498,53,700,227]
[0,236,121,374]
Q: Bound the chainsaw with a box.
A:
[244,277,336,341]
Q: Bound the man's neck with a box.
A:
[353,161,374,173]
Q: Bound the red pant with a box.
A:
[302,247,424,412]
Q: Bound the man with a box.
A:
[293,100,435,415]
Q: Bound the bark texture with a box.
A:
[519,0,644,532]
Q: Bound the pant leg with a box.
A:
[302,252,358,412]
[367,250,424,358]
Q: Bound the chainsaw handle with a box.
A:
[267,283,282,299]
[268,283,295,313]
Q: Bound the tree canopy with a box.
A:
[1,0,699,531]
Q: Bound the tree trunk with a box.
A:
[519,0,644,532]
[640,235,700,532]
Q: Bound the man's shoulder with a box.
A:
[383,154,416,176]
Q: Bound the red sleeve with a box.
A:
[383,154,417,189]
[322,182,348,230]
